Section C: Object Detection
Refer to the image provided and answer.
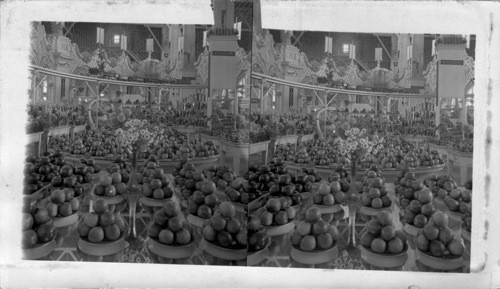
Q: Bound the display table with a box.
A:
[219,140,270,175]
[447,149,473,186]
[284,161,445,182]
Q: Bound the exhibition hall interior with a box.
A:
[22,0,475,272]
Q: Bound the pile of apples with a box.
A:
[290,207,340,252]
[361,211,408,254]
[24,151,71,195]
[416,211,465,258]
[94,172,129,198]
[424,175,462,208]
[42,188,80,218]
[202,202,247,249]
[360,170,392,210]
[147,201,194,246]
[22,198,56,249]
[106,155,131,176]
[259,197,296,227]
[291,140,348,167]
[139,166,174,201]
[247,216,270,252]
[78,199,126,243]
[312,181,341,206]
[274,143,296,162]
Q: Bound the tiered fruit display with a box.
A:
[78,199,126,243]
[93,171,128,199]
[106,156,131,178]
[76,156,102,176]
[24,151,71,195]
[360,211,408,254]
[139,166,174,201]
[415,211,465,258]
[173,161,220,220]
[147,201,194,246]
[222,176,251,205]
[22,198,56,249]
[424,174,460,210]
[359,141,444,169]
[247,216,270,252]
[202,202,247,249]
[289,207,340,251]
[312,181,338,206]
[291,139,349,167]
[42,188,80,219]
[398,187,436,229]
[259,197,296,227]
[360,169,392,210]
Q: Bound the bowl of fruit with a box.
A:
[140,167,176,209]
[41,188,80,227]
[200,202,247,261]
[445,188,471,230]
[359,170,393,218]
[22,199,57,260]
[360,211,409,269]
[259,197,296,236]
[311,181,344,214]
[425,174,459,212]
[289,207,340,265]
[247,216,271,266]
[91,172,126,205]
[146,200,196,259]
[415,211,465,271]
[398,187,436,237]
[77,199,127,256]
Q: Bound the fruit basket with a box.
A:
[23,238,58,260]
[290,242,339,265]
[200,238,247,261]
[147,237,196,259]
[78,233,127,256]
[360,245,409,268]
[416,249,465,271]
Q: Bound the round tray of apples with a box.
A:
[77,199,127,256]
[359,170,393,218]
[22,197,57,260]
[444,188,471,230]
[311,181,344,214]
[424,174,459,212]
[289,207,340,265]
[200,202,247,261]
[140,167,176,208]
[247,216,271,266]
[360,211,409,268]
[91,172,126,205]
[415,211,465,271]
[400,189,436,237]
[39,188,80,227]
[146,200,196,259]
[259,197,296,236]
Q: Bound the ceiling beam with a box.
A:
[292,31,305,46]
[63,22,75,37]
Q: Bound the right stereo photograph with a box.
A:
[248,26,474,271]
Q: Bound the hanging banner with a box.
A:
[437,60,465,99]
[209,35,238,90]
[375,48,383,61]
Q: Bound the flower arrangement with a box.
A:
[335,127,385,164]
[114,118,160,166]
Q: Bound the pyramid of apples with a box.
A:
[93,171,129,198]
[78,199,126,243]
[22,198,56,249]
[399,187,436,229]
[202,202,247,249]
[147,201,194,246]
[247,216,270,252]
[361,211,408,254]
[424,174,459,202]
[43,188,80,219]
[290,207,340,252]
[140,167,174,201]
[395,170,424,208]
[360,169,392,209]
[259,197,296,227]
[415,211,465,258]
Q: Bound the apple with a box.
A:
[93,198,108,214]
[175,228,192,245]
[299,235,317,252]
[202,225,217,242]
[423,223,439,241]
[34,208,50,225]
[361,231,375,248]
[104,224,121,241]
[22,230,38,248]
[447,239,465,256]
[305,207,322,222]
[167,216,183,232]
[84,212,99,227]
[387,237,404,254]
[59,202,73,217]
[147,223,162,239]
[370,238,387,254]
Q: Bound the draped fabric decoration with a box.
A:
[194,48,209,85]
[113,52,138,77]
[252,30,283,77]
[169,53,185,80]
[342,62,364,86]
[30,23,56,69]
[397,64,412,89]
[423,58,438,93]
[236,47,251,83]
